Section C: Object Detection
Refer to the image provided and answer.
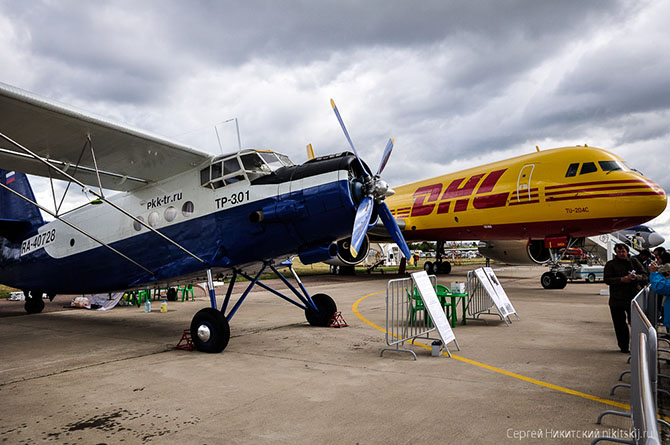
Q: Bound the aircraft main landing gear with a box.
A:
[305,293,337,326]
[541,271,568,289]
[190,308,230,353]
[192,262,337,353]
[23,290,45,314]
[423,241,452,275]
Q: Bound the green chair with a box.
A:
[137,289,151,307]
[179,284,194,302]
[435,284,457,327]
[408,288,431,326]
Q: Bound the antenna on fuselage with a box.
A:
[215,118,243,154]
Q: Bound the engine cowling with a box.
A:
[477,240,551,265]
[324,236,370,267]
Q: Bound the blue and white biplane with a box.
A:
[0,83,410,353]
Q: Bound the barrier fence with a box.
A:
[381,275,458,360]
[593,286,667,444]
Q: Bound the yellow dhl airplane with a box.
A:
[326,145,667,289]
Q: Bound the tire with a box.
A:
[167,288,178,301]
[437,261,452,274]
[190,308,230,353]
[423,261,434,275]
[24,291,45,314]
[305,293,337,327]
[541,272,555,289]
[587,273,596,283]
[555,272,568,289]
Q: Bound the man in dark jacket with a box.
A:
[603,243,648,353]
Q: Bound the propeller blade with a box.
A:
[330,99,371,177]
[375,137,394,176]
[350,196,374,257]
[378,202,412,260]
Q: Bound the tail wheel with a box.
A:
[305,293,337,327]
[24,290,45,314]
[190,308,230,353]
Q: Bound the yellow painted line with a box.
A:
[353,291,630,411]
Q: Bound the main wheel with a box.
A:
[587,273,596,283]
[555,272,568,289]
[190,308,230,353]
[24,290,45,314]
[305,293,337,327]
[437,261,452,274]
[541,272,555,289]
[423,261,434,275]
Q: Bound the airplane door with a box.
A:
[516,164,534,203]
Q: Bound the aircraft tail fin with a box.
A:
[0,169,44,241]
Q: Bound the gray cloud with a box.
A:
[1,0,669,245]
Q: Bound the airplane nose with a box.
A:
[648,232,665,248]
[636,178,667,219]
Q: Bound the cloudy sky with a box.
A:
[1,0,669,247]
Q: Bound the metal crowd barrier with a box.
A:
[593,286,666,444]
[381,275,443,360]
[464,270,503,324]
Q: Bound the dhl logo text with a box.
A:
[401,168,509,218]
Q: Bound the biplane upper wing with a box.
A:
[0,82,211,191]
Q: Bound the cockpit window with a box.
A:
[241,153,271,173]
[565,163,579,177]
[277,154,294,167]
[201,156,245,189]
[201,150,294,189]
[258,152,285,171]
[598,160,625,172]
[580,162,597,175]
[224,158,241,175]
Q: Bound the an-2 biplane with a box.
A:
[0,82,410,353]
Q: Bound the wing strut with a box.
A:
[0,130,208,266]
[0,181,154,276]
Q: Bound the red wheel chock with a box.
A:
[328,311,348,328]
[176,329,194,351]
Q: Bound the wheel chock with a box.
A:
[328,312,348,328]
[176,329,194,351]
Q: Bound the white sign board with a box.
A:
[411,271,456,346]
[474,267,516,318]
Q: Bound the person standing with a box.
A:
[603,243,648,353]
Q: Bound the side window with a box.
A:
[200,167,210,186]
[565,163,579,177]
[224,158,241,175]
[580,162,597,175]
[211,162,223,180]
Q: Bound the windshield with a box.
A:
[598,160,627,172]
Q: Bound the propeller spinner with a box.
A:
[330,99,412,260]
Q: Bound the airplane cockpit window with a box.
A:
[277,153,294,167]
[598,160,626,172]
[241,153,272,181]
[201,156,246,189]
[201,150,293,188]
[258,152,286,171]
[565,163,579,177]
[580,162,597,175]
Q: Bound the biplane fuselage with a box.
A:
[1,151,360,294]
[386,146,667,243]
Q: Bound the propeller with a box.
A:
[330,99,412,261]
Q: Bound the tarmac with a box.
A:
[0,266,664,444]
